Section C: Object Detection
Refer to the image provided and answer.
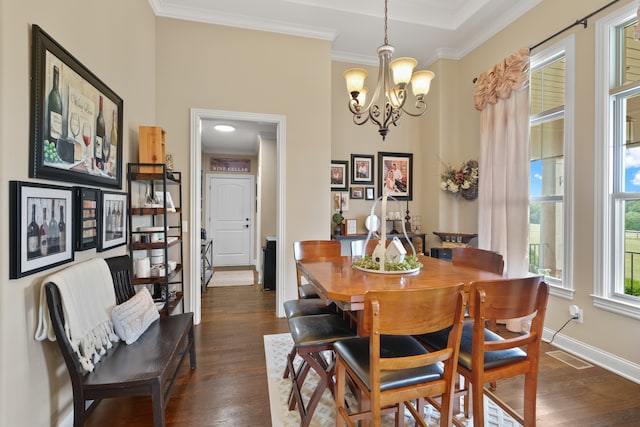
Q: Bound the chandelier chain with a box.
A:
[384,0,389,45]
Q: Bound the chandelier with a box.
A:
[343,0,435,140]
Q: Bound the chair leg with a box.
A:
[523,372,537,427]
[335,356,347,427]
[471,379,484,427]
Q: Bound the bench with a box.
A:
[44,255,196,427]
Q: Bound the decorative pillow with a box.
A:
[111,287,159,344]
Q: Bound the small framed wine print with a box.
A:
[74,187,100,251]
[29,25,123,189]
[98,191,127,252]
[9,181,74,279]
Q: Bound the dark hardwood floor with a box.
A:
[84,273,640,426]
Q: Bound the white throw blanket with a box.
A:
[35,258,120,372]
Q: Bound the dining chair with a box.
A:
[417,276,549,427]
[282,240,342,379]
[350,238,382,257]
[286,313,357,427]
[334,284,466,427]
[451,247,504,331]
[451,247,504,275]
[294,240,342,299]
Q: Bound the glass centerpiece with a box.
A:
[352,194,422,274]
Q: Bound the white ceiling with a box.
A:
[148,0,542,155]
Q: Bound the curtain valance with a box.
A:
[473,47,530,111]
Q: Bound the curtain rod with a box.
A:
[472,0,622,83]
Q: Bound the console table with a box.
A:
[332,232,426,256]
[201,239,213,291]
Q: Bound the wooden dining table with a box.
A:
[297,254,504,313]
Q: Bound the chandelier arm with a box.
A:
[400,99,428,117]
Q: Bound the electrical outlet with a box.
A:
[569,304,584,323]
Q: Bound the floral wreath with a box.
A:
[440,160,479,200]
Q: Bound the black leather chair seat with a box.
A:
[288,314,356,348]
[283,298,335,318]
[334,335,444,392]
[299,283,319,299]
[417,323,526,371]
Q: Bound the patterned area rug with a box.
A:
[208,270,254,287]
[264,332,521,427]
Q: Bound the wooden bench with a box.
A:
[44,255,196,427]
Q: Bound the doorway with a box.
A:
[189,109,286,324]
[206,174,254,266]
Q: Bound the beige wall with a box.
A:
[155,18,332,306]
[259,137,278,244]
[0,0,156,425]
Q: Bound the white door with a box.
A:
[207,175,254,266]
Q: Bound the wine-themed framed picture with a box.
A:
[9,181,74,279]
[378,152,413,200]
[98,191,127,252]
[29,24,123,189]
[74,187,100,251]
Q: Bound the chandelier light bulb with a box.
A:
[344,68,368,98]
[389,57,417,85]
[410,70,435,97]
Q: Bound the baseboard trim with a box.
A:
[543,327,640,384]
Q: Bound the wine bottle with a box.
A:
[48,200,59,253]
[104,110,117,175]
[40,208,49,256]
[58,205,66,252]
[105,201,113,240]
[47,65,63,145]
[94,95,105,170]
[114,202,122,238]
[111,201,117,237]
[27,204,40,259]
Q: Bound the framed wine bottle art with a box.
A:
[9,181,74,279]
[29,24,123,189]
[98,191,127,252]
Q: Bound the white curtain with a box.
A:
[474,48,530,277]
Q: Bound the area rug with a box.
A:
[208,270,255,287]
[264,332,520,427]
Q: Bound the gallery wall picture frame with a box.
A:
[155,191,176,212]
[378,152,413,200]
[331,160,349,191]
[9,181,74,279]
[351,154,374,185]
[365,187,375,200]
[29,25,123,189]
[334,192,349,211]
[74,187,100,251]
[98,191,127,252]
[350,186,364,199]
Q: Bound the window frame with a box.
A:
[529,36,575,300]
[594,3,640,320]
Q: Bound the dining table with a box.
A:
[297,254,505,330]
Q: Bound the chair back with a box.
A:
[293,240,341,285]
[451,247,504,275]
[104,255,136,304]
[467,276,547,323]
[363,285,466,424]
[350,239,383,257]
[464,276,549,426]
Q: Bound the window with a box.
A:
[529,37,574,296]
[595,4,640,318]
